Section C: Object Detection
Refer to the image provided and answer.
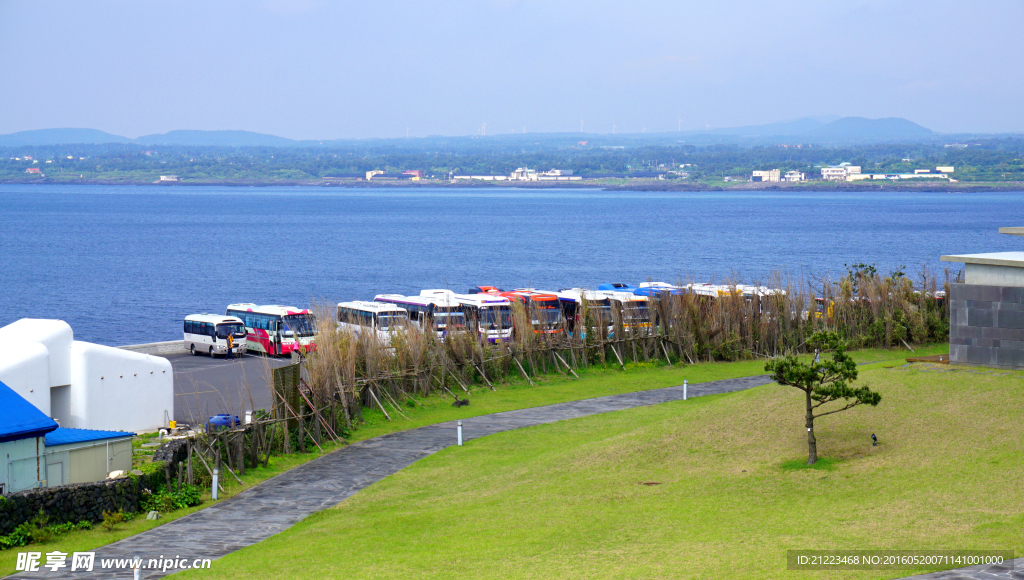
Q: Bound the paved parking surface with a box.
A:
[170,352,294,424]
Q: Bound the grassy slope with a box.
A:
[179,350,1024,580]
[0,345,942,575]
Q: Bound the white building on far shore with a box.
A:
[751,169,780,182]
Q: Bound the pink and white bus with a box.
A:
[225,303,317,356]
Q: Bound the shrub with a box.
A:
[140,484,203,513]
[0,523,32,550]
[101,510,125,532]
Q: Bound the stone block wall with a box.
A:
[0,478,140,536]
[949,283,1024,368]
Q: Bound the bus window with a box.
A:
[216,323,246,339]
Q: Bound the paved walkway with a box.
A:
[8,373,1019,579]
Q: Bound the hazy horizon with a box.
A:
[2,1,1021,140]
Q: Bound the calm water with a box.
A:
[2,184,1021,346]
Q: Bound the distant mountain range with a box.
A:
[705,116,933,140]
[0,117,937,147]
[0,128,303,148]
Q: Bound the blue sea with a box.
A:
[1,184,1021,346]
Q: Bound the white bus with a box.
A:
[593,290,652,334]
[225,303,317,356]
[373,294,466,337]
[421,289,512,343]
[555,288,613,336]
[183,314,248,358]
[337,300,410,343]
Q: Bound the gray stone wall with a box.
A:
[949,283,1024,368]
[0,478,140,536]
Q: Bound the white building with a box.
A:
[537,169,581,181]
[821,166,861,181]
[452,174,508,181]
[752,169,781,183]
[784,171,805,182]
[510,167,539,181]
[0,319,173,434]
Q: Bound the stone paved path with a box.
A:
[7,373,1019,579]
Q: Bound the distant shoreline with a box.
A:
[0,177,1021,193]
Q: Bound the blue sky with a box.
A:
[1,0,1021,139]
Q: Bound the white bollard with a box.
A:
[244,410,253,425]
[212,468,219,500]
[457,421,463,446]
[133,555,141,580]
[683,379,688,401]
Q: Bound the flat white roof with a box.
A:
[940,251,1024,267]
[338,300,408,313]
[185,314,244,324]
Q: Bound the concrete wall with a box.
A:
[0,319,73,386]
[66,341,174,432]
[1,437,44,493]
[119,340,188,356]
[0,343,52,416]
[44,438,133,485]
[949,283,1024,368]
[964,263,1024,287]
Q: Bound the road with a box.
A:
[169,352,295,425]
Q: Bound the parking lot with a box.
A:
[169,351,295,424]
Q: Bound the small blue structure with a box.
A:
[0,379,59,492]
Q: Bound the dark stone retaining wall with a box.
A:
[151,438,187,465]
[949,283,1024,368]
[0,440,182,536]
[0,478,140,536]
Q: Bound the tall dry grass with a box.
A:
[296,267,950,426]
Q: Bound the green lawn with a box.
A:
[0,345,944,576]
[179,349,1023,580]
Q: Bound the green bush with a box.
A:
[101,510,125,532]
[0,523,32,550]
[136,460,167,491]
[140,484,203,513]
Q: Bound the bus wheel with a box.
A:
[209,347,215,358]
[190,344,196,356]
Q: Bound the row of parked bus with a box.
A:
[182,283,784,357]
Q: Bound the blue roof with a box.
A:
[0,380,58,443]
[45,428,135,447]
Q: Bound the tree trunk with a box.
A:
[805,389,818,465]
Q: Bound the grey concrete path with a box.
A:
[7,372,1017,580]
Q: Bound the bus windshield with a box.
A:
[533,304,562,326]
[622,304,650,324]
[433,311,466,329]
[281,314,316,338]
[479,306,513,329]
[216,323,247,339]
[375,314,408,332]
